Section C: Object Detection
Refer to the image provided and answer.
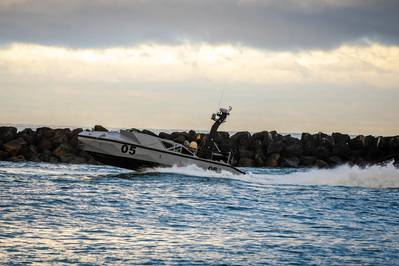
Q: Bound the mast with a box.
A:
[198,106,232,159]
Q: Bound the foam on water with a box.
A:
[1,160,399,264]
[147,162,399,189]
[1,160,398,189]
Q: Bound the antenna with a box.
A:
[217,88,225,109]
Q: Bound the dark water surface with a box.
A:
[1,162,399,265]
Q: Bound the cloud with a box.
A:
[0,0,398,50]
[1,42,399,135]
[1,42,398,89]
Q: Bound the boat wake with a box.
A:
[1,160,398,189]
[146,162,399,189]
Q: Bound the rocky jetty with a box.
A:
[158,130,399,168]
[0,126,97,164]
[0,126,398,168]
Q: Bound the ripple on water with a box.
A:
[0,161,399,265]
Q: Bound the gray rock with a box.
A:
[267,141,284,155]
[18,128,36,145]
[231,131,252,149]
[0,150,10,160]
[328,156,343,166]
[265,153,280,167]
[94,125,108,132]
[254,152,266,166]
[300,156,317,166]
[3,138,27,156]
[238,157,255,167]
[284,143,303,157]
[39,151,53,162]
[38,138,53,152]
[239,148,254,159]
[0,127,17,143]
[314,159,329,168]
[37,127,54,140]
[9,155,26,162]
[281,157,300,168]
[350,135,366,150]
[53,143,75,159]
[51,129,70,146]
[22,145,40,162]
[332,132,350,144]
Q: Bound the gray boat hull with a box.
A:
[78,130,245,175]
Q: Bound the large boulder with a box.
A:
[36,127,54,140]
[332,142,351,159]
[17,128,36,145]
[94,125,108,132]
[251,131,273,146]
[389,136,399,150]
[327,156,344,166]
[254,151,266,167]
[231,131,252,149]
[9,155,26,162]
[313,146,331,159]
[214,131,229,144]
[301,133,318,155]
[71,128,83,136]
[51,129,70,146]
[23,145,40,162]
[239,148,254,159]
[39,151,59,163]
[0,127,17,143]
[39,150,52,162]
[281,157,300,168]
[69,128,83,147]
[59,153,86,164]
[317,132,334,149]
[283,143,303,157]
[3,138,27,156]
[219,139,233,153]
[282,135,300,146]
[265,153,280,167]
[251,131,268,142]
[300,156,317,167]
[332,132,350,145]
[0,150,10,160]
[37,138,53,152]
[301,133,313,144]
[238,157,255,167]
[53,143,75,159]
[267,141,284,155]
[314,159,329,168]
[350,135,365,150]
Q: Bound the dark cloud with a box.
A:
[0,0,398,50]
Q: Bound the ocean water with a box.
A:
[1,162,399,265]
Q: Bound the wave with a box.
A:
[1,160,398,189]
[146,162,399,189]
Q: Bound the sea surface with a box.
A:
[1,161,399,265]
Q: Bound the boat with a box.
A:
[78,106,245,175]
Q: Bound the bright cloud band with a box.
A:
[1,42,398,89]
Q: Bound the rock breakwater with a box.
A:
[162,130,399,168]
[0,126,398,168]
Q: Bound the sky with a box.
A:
[0,0,398,136]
